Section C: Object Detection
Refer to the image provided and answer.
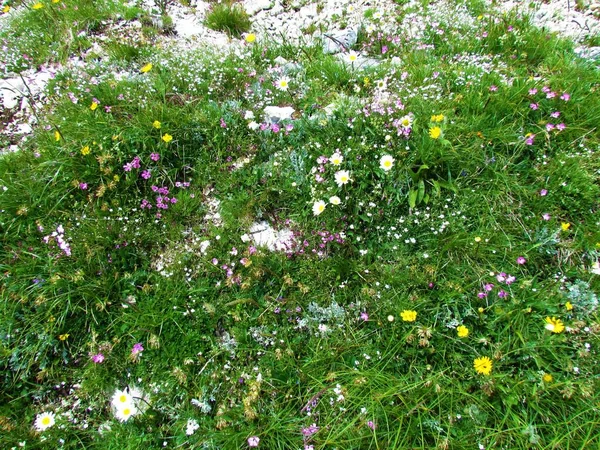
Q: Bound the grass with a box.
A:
[1,0,600,448]
[204,1,251,38]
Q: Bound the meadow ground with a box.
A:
[1,0,599,448]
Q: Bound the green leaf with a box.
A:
[417,179,425,204]
[408,189,417,208]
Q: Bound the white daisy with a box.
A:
[329,196,341,205]
[34,411,55,432]
[115,404,137,422]
[275,76,290,91]
[334,170,351,187]
[345,51,358,64]
[379,155,394,171]
[111,389,133,409]
[312,200,326,216]
[330,153,343,166]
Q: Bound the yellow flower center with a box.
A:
[119,395,127,403]
[42,417,50,425]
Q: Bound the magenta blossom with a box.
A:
[132,343,144,355]
[540,189,548,196]
[150,152,160,161]
[91,353,105,363]
[517,256,526,265]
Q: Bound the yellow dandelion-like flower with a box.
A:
[140,63,153,73]
[33,2,44,10]
[542,373,553,383]
[473,356,493,375]
[54,130,61,141]
[431,114,445,123]
[400,310,417,322]
[81,146,90,155]
[457,325,469,338]
[2,5,10,13]
[565,301,573,311]
[90,102,98,111]
[544,317,565,333]
[429,126,442,139]
[245,33,256,43]
[58,333,69,341]
[152,120,161,129]
[561,222,570,231]
[162,133,173,143]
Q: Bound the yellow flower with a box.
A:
[431,114,445,123]
[565,301,573,311]
[58,333,69,341]
[52,0,60,3]
[245,33,256,43]
[113,175,120,182]
[474,236,481,243]
[90,102,98,111]
[478,307,485,313]
[544,316,565,333]
[473,356,493,375]
[429,126,442,139]
[33,2,44,10]
[81,146,90,155]
[152,120,161,129]
[561,222,570,231]
[542,373,553,383]
[54,130,61,141]
[400,310,417,322]
[2,5,10,13]
[162,133,173,143]
[457,325,469,338]
[140,63,153,73]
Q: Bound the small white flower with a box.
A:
[34,411,55,432]
[329,196,341,205]
[275,76,290,91]
[111,389,133,409]
[312,200,326,216]
[379,155,394,171]
[590,261,600,275]
[185,418,199,436]
[334,170,351,187]
[115,404,137,422]
[248,121,259,130]
[330,153,343,166]
[345,51,359,63]
[244,110,255,120]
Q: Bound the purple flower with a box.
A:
[525,134,535,145]
[91,353,105,363]
[498,290,508,298]
[540,189,548,196]
[556,123,566,131]
[477,292,487,299]
[489,85,498,92]
[381,45,388,54]
[517,256,526,265]
[79,182,88,190]
[505,275,516,285]
[484,283,494,292]
[360,312,369,321]
[220,117,227,128]
[560,93,570,101]
[546,123,555,131]
[367,420,376,430]
[550,111,560,118]
[141,170,151,180]
[542,213,551,221]
[132,343,144,355]
[247,436,260,447]
[496,272,507,283]
[529,88,538,95]
[530,103,539,110]
[150,152,160,161]
[302,424,319,437]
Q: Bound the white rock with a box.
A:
[243,0,273,15]
[248,221,294,251]
[323,28,358,54]
[264,106,295,123]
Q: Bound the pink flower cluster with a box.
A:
[42,225,71,257]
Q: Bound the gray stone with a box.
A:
[322,28,357,54]
[243,0,273,15]
[264,106,295,123]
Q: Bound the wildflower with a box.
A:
[542,373,553,383]
[90,102,98,111]
[248,436,260,447]
[81,146,90,155]
[79,183,88,190]
[329,196,341,205]
[565,301,573,311]
[591,262,600,275]
[429,126,441,139]
[457,325,469,338]
[379,155,394,171]
[58,333,69,341]
[186,418,199,435]
[540,189,547,196]
[132,343,144,355]
[542,213,551,220]
[387,315,394,322]
[366,420,376,430]
[302,424,319,437]
[473,356,493,375]
[275,76,290,91]
[399,114,413,128]
[150,152,160,161]
[91,353,105,363]
[530,103,539,110]
[345,51,358,63]
[524,133,535,145]
[489,85,498,92]
[330,153,343,165]
[115,404,137,422]
[400,310,417,322]
[561,222,570,231]
[162,134,173,143]
[474,236,482,242]
[431,114,444,122]
[2,5,10,13]
[560,93,570,101]
[312,200,326,216]
[112,389,134,409]
[334,170,351,187]
[140,63,153,73]
[529,88,538,95]
[544,317,565,333]
[245,33,256,43]
[360,312,369,321]
[152,120,161,129]
[33,2,44,9]
[516,256,526,265]
[54,130,61,141]
[556,123,566,131]
[34,412,55,431]
[498,290,507,298]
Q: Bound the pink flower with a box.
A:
[150,152,160,161]
[489,85,498,92]
[540,189,548,196]
[132,343,144,355]
[550,111,560,118]
[560,93,570,101]
[477,292,487,299]
[91,353,105,363]
[556,123,566,131]
[516,256,526,265]
[505,275,516,285]
[525,134,535,145]
[546,123,555,131]
[248,436,260,447]
[79,182,88,190]
[360,312,369,321]
[542,213,551,220]
[498,290,508,298]
[529,88,538,95]
[530,103,539,110]
[367,420,376,430]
